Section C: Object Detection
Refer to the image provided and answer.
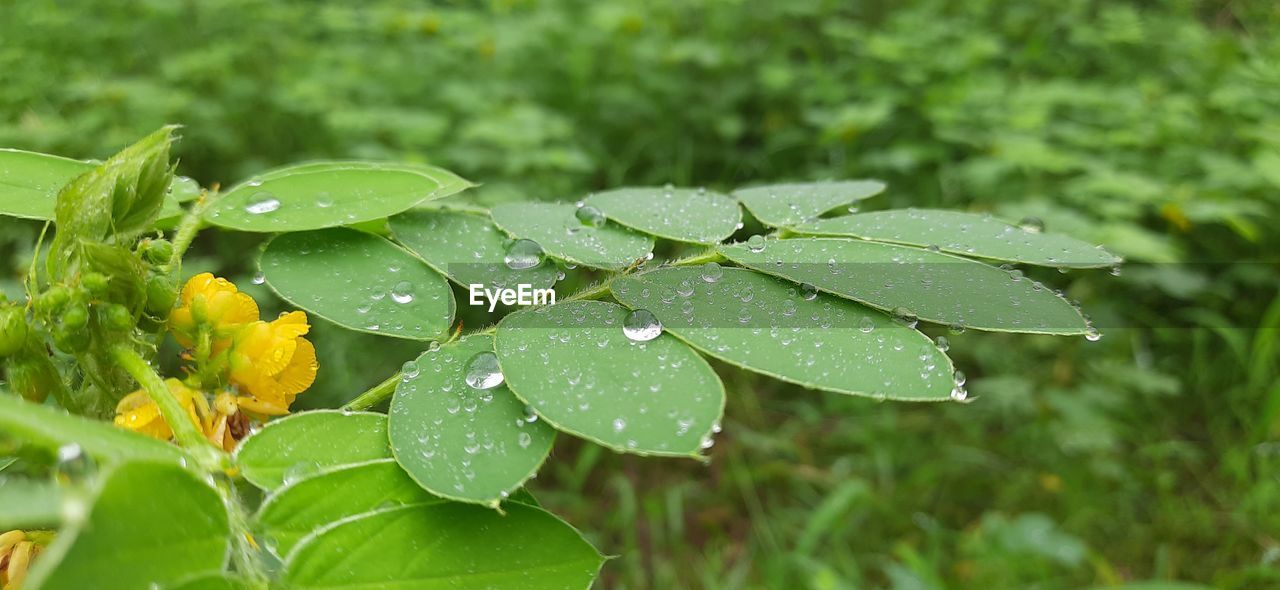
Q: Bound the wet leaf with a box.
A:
[256,459,443,556]
[389,209,558,290]
[235,410,391,490]
[0,478,61,530]
[490,202,653,270]
[260,228,455,340]
[495,301,724,456]
[793,208,1122,268]
[0,149,94,220]
[25,462,229,590]
[390,335,556,505]
[205,162,458,232]
[614,267,955,400]
[722,238,1089,334]
[585,187,741,244]
[283,503,603,590]
[733,180,885,227]
[0,394,187,465]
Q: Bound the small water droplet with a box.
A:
[700,262,723,283]
[1018,216,1045,233]
[391,281,415,304]
[935,336,950,352]
[575,205,606,227]
[401,360,420,380]
[623,309,662,342]
[245,193,281,215]
[464,351,504,390]
[504,239,544,270]
[859,316,875,333]
[1084,326,1102,342]
[746,235,766,253]
[251,272,266,285]
[800,283,818,301]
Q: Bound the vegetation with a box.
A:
[1,0,1277,588]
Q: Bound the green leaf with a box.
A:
[585,187,742,244]
[0,147,193,224]
[792,208,1123,268]
[0,477,61,530]
[733,180,885,227]
[389,210,558,290]
[205,162,460,232]
[25,462,230,590]
[389,335,556,505]
[260,228,455,340]
[256,459,443,556]
[722,238,1090,335]
[490,202,654,270]
[255,161,473,200]
[613,267,956,401]
[282,503,604,590]
[0,149,92,220]
[235,410,391,490]
[0,394,187,465]
[495,301,724,456]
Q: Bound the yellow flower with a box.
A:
[113,379,248,452]
[169,272,259,348]
[114,379,207,440]
[228,311,318,415]
[0,530,40,590]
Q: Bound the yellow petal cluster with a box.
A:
[0,530,41,590]
[114,273,317,448]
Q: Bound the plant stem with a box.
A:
[166,187,218,273]
[343,372,401,411]
[217,476,270,589]
[110,344,211,451]
[669,248,724,267]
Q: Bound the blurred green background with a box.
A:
[2,0,1278,588]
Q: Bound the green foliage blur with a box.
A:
[2,0,1278,588]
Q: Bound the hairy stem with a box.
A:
[343,372,401,411]
[166,187,218,273]
[110,344,211,451]
[218,476,271,589]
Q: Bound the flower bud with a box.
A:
[99,303,134,332]
[0,305,28,357]
[145,275,178,319]
[141,239,173,265]
[37,285,71,315]
[6,356,59,403]
[82,272,110,298]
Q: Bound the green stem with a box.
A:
[343,372,401,411]
[110,344,211,451]
[217,476,270,588]
[166,187,218,273]
[669,248,724,267]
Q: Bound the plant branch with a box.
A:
[166,186,218,273]
[343,372,401,411]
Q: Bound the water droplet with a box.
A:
[746,235,766,253]
[1018,216,1045,233]
[504,239,544,270]
[700,262,723,283]
[859,316,875,333]
[1084,327,1102,342]
[401,360,420,380]
[245,193,281,215]
[800,283,818,301]
[464,351,504,390]
[251,271,266,285]
[391,281,415,304]
[612,418,627,433]
[623,309,662,342]
[892,307,918,328]
[575,205,606,227]
[54,444,95,484]
[935,336,950,352]
[953,370,967,386]
[517,432,533,448]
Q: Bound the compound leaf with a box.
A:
[260,228,455,340]
[586,187,741,244]
[25,462,230,590]
[235,410,391,490]
[390,335,555,506]
[490,202,653,270]
[793,208,1122,268]
[256,459,443,556]
[722,238,1090,335]
[283,503,603,590]
[389,209,558,290]
[733,180,885,227]
[495,301,724,457]
[205,163,455,232]
[613,267,956,401]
